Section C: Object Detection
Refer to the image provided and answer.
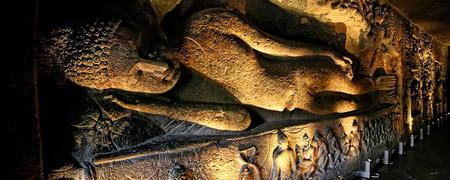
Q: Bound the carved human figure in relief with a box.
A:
[312,130,329,175]
[368,120,375,148]
[168,8,397,115]
[361,121,369,152]
[238,146,261,180]
[336,124,350,160]
[40,7,398,133]
[348,120,361,157]
[324,126,341,168]
[376,119,383,144]
[297,133,315,180]
[270,131,296,180]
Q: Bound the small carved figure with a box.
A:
[270,131,296,180]
[238,146,261,180]
[362,122,370,151]
[297,133,316,180]
[384,118,391,135]
[324,126,341,168]
[348,120,361,157]
[336,124,350,160]
[71,96,163,166]
[358,121,367,152]
[380,120,386,142]
[376,119,383,144]
[312,130,329,175]
[366,121,373,149]
[295,145,302,168]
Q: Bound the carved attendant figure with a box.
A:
[348,120,361,157]
[362,122,370,151]
[312,130,329,175]
[324,126,341,168]
[270,131,296,180]
[297,133,315,179]
[368,120,375,148]
[336,124,350,160]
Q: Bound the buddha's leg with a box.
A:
[206,9,397,97]
[206,9,354,79]
[311,74,396,96]
[172,9,398,113]
[312,75,375,96]
[305,75,396,115]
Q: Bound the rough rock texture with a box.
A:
[34,0,448,179]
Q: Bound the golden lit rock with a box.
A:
[34,0,448,179]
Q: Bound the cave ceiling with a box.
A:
[385,0,450,46]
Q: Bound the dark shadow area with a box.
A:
[447,47,450,112]
[38,77,84,174]
[378,118,450,179]
[5,0,42,179]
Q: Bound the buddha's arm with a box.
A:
[111,97,250,131]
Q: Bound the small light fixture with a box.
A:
[419,129,424,140]
[383,150,394,165]
[398,142,404,155]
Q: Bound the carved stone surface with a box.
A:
[37,0,447,179]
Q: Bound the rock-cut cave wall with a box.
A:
[35,0,448,179]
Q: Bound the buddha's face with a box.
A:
[95,28,181,94]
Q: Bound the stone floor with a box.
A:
[377,120,450,180]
